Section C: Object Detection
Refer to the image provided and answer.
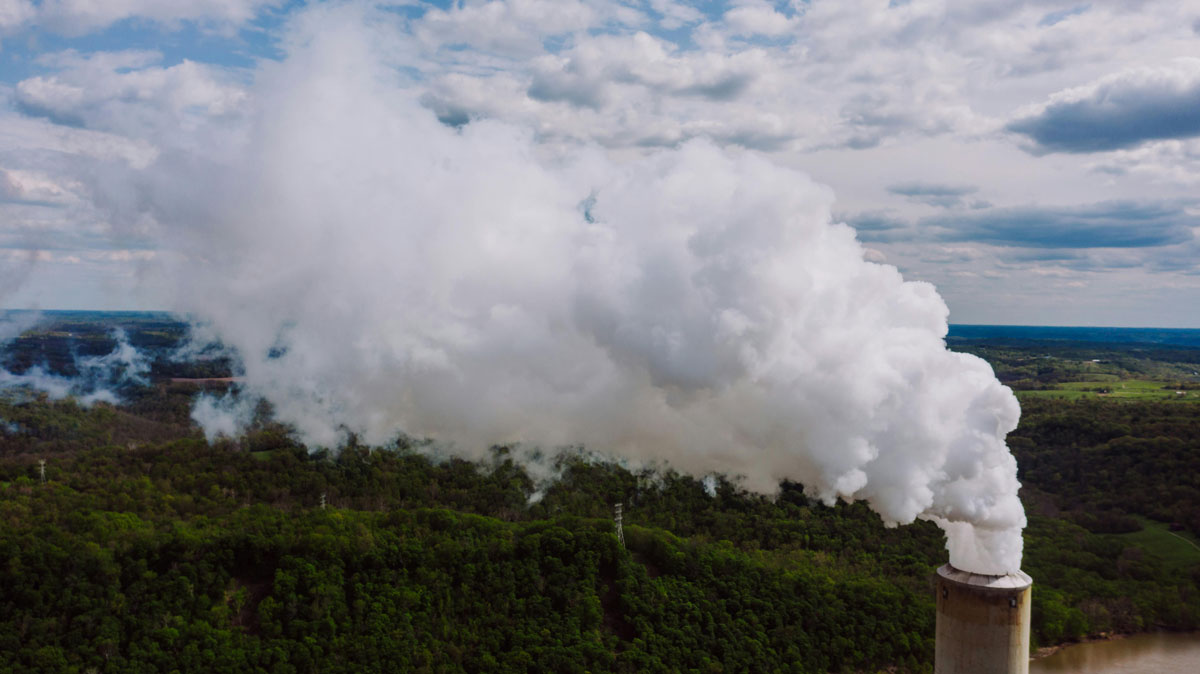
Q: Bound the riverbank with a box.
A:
[1030,631,1200,673]
[1032,632,1130,660]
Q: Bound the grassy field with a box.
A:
[1017,379,1200,402]
[1016,389,1090,401]
[1118,517,1200,571]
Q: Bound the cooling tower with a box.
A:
[934,564,1032,674]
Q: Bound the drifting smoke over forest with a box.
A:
[0,321,149,407]
[20,7,1025,574]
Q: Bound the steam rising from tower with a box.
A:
[111,5,1025,574]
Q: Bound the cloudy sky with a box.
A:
[1,0,1199,327]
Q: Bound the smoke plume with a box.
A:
[122,6,1023,573]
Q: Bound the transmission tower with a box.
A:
[320,492,327,510]
[38,459,46,483]
[614,502,625,549]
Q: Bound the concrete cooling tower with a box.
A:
[934,564,1033,674]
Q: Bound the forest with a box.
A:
[0,314,1198,673]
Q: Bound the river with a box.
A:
[1029,632,1200,673]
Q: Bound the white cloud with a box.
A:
[14,50,248,138]
[525,30,764,108]
[722,1,796,38]
[0,167,78,205]
[415,0,606,57]
[86,249,157,262]
[0,0,34,32]
[647,0,703,30]
[920,246,986,264]
[0,112,157,167]
[1007,58,1200,153]
[34,0,283,35]
[1085,138,1200,185]
[0,0,1197,325]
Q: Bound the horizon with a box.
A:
[7,307,1200,333]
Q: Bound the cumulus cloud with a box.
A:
[647,0,703,30]
[0,113,158,170]
[0,135,158,266]
[832,90,965,150]
[722,0,797,38]
[1038,5,1089,28]
[415,0,608,57]
[33,0,283,36]
[419,28,789,150]
[1004,247,1149,273]
[0,168,78,207]
[0,0,35,32]
[920,246,987,264]
[525,31,760,110]
[0,49,246,271]
[1084,138,1200,185]
[0,0,1195,327]
[1007,59,1200,153]
[926,201,1198,248]
[14,50,247,138]
[888,182,979,208]
[837,210,911,242]
[406,1,1025,153]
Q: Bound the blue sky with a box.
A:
[1,1,1199,326]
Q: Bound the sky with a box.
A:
[0,1,1198,327]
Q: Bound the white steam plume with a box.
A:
[125,6,1024,573]
[0,327,149,406]
[0,311,42,344]
[190,391,255,443]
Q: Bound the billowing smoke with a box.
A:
[119,6,1022,573]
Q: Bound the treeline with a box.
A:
[1023,515,1199,645]
[948,339,1200,385]
[1,428,1197,672]
[1009,397,1200,536]
[1,439,935,673]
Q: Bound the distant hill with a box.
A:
[949,324,1200,349]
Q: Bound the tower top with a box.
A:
[937,563,1031,591]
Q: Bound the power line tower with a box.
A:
[614,502,625,549]
[38,459,46,484]
[320,492,327,510]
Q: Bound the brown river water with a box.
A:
[1029,631,1200,673]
